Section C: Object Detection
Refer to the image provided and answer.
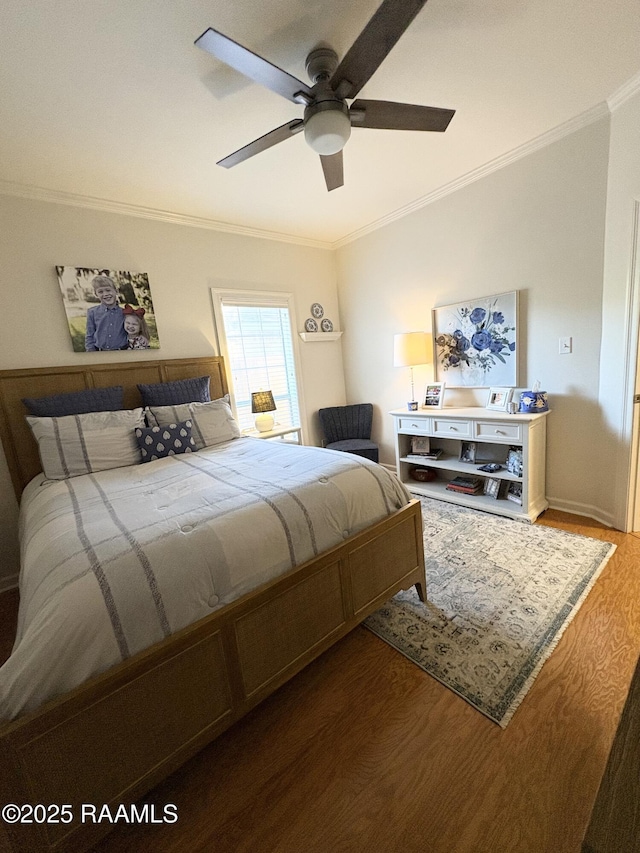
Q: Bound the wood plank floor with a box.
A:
[2,510,640,853]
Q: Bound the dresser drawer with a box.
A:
[474,420,522,443]
[397,417,431,434]
[431,418,472,438]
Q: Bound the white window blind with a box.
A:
[212,291,302,433]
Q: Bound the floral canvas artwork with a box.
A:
[432,291,518,387]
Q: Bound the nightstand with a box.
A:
[244,425,302,444]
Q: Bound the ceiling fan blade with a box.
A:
[350,100,455,132]
[195,28,314,105]
[330,0,428,100]
[217,120,304,168]
[320,152,344,191]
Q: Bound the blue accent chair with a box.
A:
[318,404,379,463]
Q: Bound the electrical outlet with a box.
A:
[559,336,572,354]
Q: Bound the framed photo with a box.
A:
[411,436,431,455]
[432,290,518,387]
[486,387,513,411]
[459,441,477,464]
[423,382,445,408]
[55,266,160,353]
[483,477,501,499]
[506,448,523,477]
[507,482,523,505]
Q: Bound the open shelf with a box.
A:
[401,454,522,482]
[402,477,527,521]
[298,332,343,342]
[390,407,549,523]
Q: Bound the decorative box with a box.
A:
[519,391,549,413]
[410,467,437,482]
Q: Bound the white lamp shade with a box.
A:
[393,332,432,367]
[304,109,352,155]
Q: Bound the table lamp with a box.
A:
[251,390,276,432]
[393,332,432,411]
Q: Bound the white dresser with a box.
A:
[390,407,549,522]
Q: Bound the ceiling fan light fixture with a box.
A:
[304,108,351,156]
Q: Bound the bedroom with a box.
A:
[0,0,639,851]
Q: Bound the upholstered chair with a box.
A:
[318,404,379,463]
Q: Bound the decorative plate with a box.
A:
[304,317,319,332]
[320,318,334,332]
[310,303,324,319]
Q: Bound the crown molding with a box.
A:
[607,71,640,112]
[0,180,333,251]
[332,102,611,249]
[0,91,623,253]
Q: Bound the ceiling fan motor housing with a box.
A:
[305,47,339,84]
[303,49,351,156]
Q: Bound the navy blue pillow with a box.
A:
[23,385,124,417]
[137,376,210,407]
[135,420,197,462]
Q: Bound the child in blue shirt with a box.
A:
[85,275,129,351]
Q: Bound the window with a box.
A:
[211,289,302,434]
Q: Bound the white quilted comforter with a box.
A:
[0,437,409,719]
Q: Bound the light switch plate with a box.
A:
[559,336,572,354]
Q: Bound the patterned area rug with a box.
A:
[364,497,616,727]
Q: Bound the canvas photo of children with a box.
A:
[56,266,159,352]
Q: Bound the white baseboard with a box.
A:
[546,497,615,529]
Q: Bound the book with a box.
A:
[446,484,482,494]
[421,448,443,460]
[446,475,482,495]
[448,476,481,487]
[406,449,443,461]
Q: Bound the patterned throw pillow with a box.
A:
[135,420,197,463]
[145,396,240,449]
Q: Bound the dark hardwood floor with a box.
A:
[2,510,639,853]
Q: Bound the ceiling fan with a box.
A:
[195,0,455,191]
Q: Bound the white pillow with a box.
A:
[27,408,145,480]
[147,396,240,449]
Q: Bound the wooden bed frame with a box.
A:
[0,356,426,853]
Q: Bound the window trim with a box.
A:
[210,288,306,438]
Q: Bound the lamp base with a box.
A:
[255,413,275,432]
[406,401,419,411]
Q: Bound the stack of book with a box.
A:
[405,448,443,461]
[446,476,482,495]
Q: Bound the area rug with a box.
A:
[364,497,616,727]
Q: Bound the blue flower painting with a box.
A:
[432,291,518,387]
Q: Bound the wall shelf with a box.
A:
[299,332,343,342]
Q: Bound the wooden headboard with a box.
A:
[0,356,228,500]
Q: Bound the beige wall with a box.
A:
[1,99,636,589]
[336,117,612,523]
[0,196,346,587]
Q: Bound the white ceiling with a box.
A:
[0,0,638,246]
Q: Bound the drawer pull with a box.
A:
[411,423,419,428]
[495,429,505,435]
[449,426,458,431]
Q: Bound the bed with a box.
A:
[0,356,426,853]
